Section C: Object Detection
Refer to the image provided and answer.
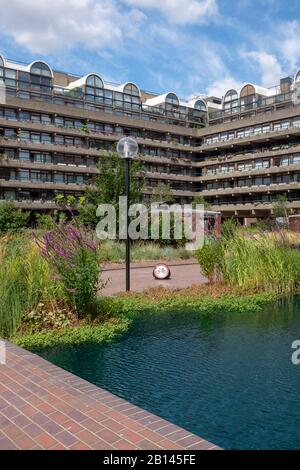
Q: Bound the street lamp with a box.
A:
[117,136,139,291]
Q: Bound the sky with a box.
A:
[0,0,299,99]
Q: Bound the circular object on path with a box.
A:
[153,263,171,280]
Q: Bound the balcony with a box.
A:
[201,181,300,197]
[0,179,86,191]
[0,158,98,174]
[201,125,300,152]
[200,163,300,181]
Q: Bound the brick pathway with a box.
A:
[0,341,220,450]
[102,260,207,295]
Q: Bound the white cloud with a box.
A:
[206,76,243,98]
[277,21,300,72]
[0,0,145,54]
[144,25,232,97]
[123,0,219,24]
[244,51,284,87]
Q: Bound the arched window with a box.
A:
[240,84,256,111]
[223,89,239,113]
[86,74,104,88]
[240,84,255,98]
[118,83,140,111]
[123,82,140,97]
[30,61,52,77]
[194,99,206,111]
[165,93,179,106]
[224,89,238,102]
[85,74,104,104]
[188,100,206,124]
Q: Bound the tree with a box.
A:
[78,151,144,228]
[150,182,174,204]
[192,195,212,211]
[273,194,290,219]
[0,202,30,233]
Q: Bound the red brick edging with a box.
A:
[0,341,221,450]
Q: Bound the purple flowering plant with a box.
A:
[36,218,101,316]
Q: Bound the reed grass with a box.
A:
[198,228,300,295]
[0,235,64,338]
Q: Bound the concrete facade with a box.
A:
[1,55,300,218]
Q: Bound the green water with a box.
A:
[39,297,300,449]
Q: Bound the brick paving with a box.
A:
[102,260,207,295]
[0,341,221,450]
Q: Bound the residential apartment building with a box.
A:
[1,53,300,221]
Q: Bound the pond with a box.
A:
[39,297,300,449]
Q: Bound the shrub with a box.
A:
[196,240,223,282]
[38,222,102,316]
[35,213,54,230]
[0,202,30,233]
[77,204,98,228]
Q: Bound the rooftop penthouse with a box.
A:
[1,54,300,129]
[0,55,209,129]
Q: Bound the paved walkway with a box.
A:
[102,259,207,295]
[0,341,220,450]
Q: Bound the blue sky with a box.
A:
[0,0,300,99]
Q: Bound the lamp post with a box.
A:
[116,136,139,291]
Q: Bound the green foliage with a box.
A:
[35,213,54,230]
[13,317,130,350]
[0,237,65,338]
[244,219,272,231]
[197,226,300,295]
[222,232,300,294]
[221,218,238,238]
[150,182,173,204]
[273,194,290,218]
[81,122,90,134]
[192,195,212,210]
[146,211,187,247]
[22,302,72,332]
[196,241,223,281]
[55,194,65,205]
[78,196,86,206]
[58,211,67,223]
[77,203,99,228]
[80,151,144,229]
[107,291,276,318]
[97,240,193,263]
[39,222,102,316]
[69,247,101,315]
[0,202,30,233]
[12,290,275,350]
